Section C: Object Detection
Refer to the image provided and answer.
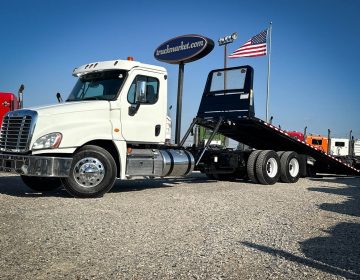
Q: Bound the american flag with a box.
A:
[229,30,268,58]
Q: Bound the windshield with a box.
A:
[67,70,127,101]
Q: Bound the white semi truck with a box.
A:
[0,58,359,197]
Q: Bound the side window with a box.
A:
[127,75,159,104]
[312,139,322,145]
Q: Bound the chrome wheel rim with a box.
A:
[73,157,105,188]
[266,158,278,178]
[289,158,300,177]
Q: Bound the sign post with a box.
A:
[175,62,185,145]
[154,34,214,145]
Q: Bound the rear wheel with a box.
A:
[277,151,285,158]
[306,165,317,177]
[21,176,62,192]
[255,150,280,185]
[280,151,300,183]
[246,150,262,183]
[61,145,117,198]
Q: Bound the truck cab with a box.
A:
[0,59,194,197]
[70,59,168,144]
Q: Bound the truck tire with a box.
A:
[279,151,300,183]
[277,151,285,158]
[21,176,62,192]
[255,150,280,185]
[247,150,262,183]
[61,145,117,198]
[307,165,317,177]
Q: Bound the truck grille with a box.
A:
[0,110,37,153]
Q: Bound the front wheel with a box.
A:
[21,176,62,192]
[61,145,117,198]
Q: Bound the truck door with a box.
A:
[120,73,166,144]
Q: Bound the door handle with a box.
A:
[155,125,161,136]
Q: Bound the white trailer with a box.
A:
[330,138,349,156]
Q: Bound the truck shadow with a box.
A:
[241,234,359,279]
[110,173,213,193]
[240,176,360,278]
[308,176,360,217]
[0,175,69,198]
[0,173,214,197]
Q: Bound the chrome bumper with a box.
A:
[0,154,72,177]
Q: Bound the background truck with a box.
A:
[306,135,328,153]
[0,59,358,198]
[0,92,20,124]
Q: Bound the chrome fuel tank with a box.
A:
[126,148,194,177]
[159,149,194,177]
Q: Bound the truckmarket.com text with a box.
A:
[156,40,204,56]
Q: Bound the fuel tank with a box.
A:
[126,148,194,177]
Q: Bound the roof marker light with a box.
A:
[127,56,134,61]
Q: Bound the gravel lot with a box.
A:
[0,172,359,280]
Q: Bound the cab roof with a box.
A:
[73,59,166,76]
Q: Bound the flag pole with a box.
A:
[266,21,272,123]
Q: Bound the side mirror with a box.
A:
[135,80,147,103]
[129,80,147,116]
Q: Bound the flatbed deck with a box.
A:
[190,65,360,177]
[197,116,360,176]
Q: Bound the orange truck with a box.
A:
[306,135,328,153]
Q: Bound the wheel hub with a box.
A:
[73,157,105,188]
[266,158,278,178]
[289,158,300,177]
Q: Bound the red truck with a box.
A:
[0,92,20,124]
[285,131,305,142]
[0,85,24,124]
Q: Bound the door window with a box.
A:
[127,76,159,104]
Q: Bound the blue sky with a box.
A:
[1,0,359,139]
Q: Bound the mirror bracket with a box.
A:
[128,101,141,116]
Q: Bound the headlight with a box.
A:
[32,132,62,150]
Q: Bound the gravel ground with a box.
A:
[0,172,359,280]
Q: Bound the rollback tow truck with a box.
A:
[0,59,358,197]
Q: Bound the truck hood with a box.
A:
[29,101,110,116]
[26,100,117,152]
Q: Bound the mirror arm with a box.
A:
[128,101,141,116]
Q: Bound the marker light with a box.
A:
[127,56,134,61]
